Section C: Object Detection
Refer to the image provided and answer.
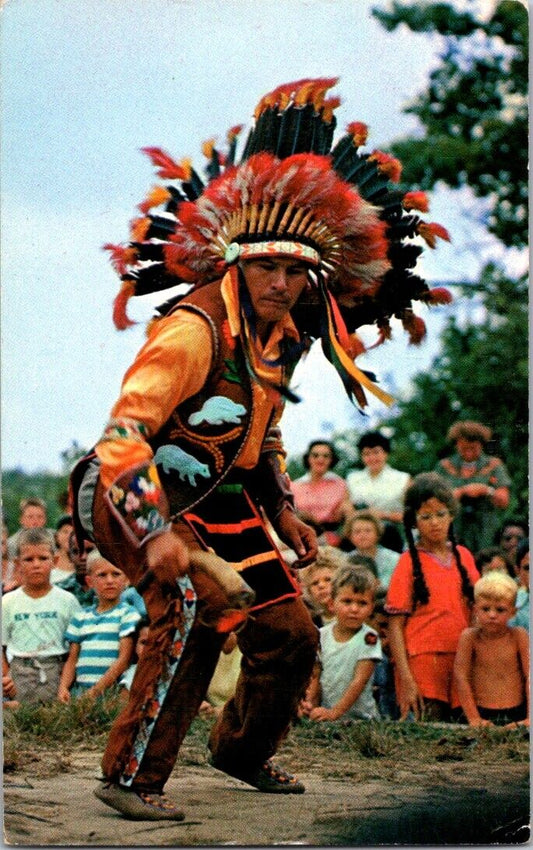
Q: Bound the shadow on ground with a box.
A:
[314,782,530,845]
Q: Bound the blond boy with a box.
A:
[2,528,81,704]
[454,572,529,727]
[58,550,140,701]
[300,546,349,626]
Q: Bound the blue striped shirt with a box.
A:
[65,601,140,689]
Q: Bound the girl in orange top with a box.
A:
[386,473,479,721]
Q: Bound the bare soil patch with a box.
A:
[4,714,530,846]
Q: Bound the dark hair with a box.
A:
[303,440,339,470]
[55,514,73,531]
[372,587,388,615]
[346,552,378,578]
[357,431,391,454]
[474,546,514,576]
[403,473,474,608]
[495,518,529,544]
[516,538,529,567]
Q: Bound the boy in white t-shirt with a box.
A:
[2,528,81,704]
[302,564,382,721]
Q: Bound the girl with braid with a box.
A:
[385,473,479,721]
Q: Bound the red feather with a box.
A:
[103,243,137,276]
[419,287,453,305]
[112,281,136,331]
[141,147,188,180]
[402,313,427,344]
[417,222,451,249]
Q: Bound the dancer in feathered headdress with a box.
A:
[72,79,450,821]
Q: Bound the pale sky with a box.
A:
[1,0,506,473]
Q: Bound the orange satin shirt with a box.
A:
[96,273,299,488]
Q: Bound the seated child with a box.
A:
[475,546,514,578]
[57,532,97,607]
[2,528,81,704]
[300,546,348,627]
[303,564,382,721]
[367,589,399,720]
[58,550,141,701]
[454,571,529,727]
[50,515,75,584]
[510,539,529,632]
[343,511,400,590]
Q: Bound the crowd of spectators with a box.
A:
[2,419,529,731]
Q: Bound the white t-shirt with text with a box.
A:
[2,586,81,658]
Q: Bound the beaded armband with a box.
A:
[105,462,170,548]
[100,417,150,443]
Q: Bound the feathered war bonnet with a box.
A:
[105,77,451,409]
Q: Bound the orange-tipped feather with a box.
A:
[368,150,402,183]
[322,96,341,123]
[227,124,244,141]
[103,244,137,276]
[138,186,172,214]
[417,222,451,249]
[202,138,216,159]
[347,122,368,147]
[402,191,429,213]
[130,217,151,243]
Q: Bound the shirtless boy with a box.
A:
[454,572,529,727]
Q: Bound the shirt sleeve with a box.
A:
[359,629,383,662]
[1,594,13,646]
[118,607,142,639]
[65,612,84,644]
[96,311,213,488]
[94,310,213,547]
[490,459,512,489]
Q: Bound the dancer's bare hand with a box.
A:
[275,508,318,568]
[144,528,189,584]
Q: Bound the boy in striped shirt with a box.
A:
[58,551,140,701]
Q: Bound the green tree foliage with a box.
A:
[2,441,87,534]
[372,1,528,248]
[361,2,529,519]
[383,265,528,513]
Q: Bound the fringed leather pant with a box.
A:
[90,479,318,793]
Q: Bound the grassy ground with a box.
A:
[4,694,529,779]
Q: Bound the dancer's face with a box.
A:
[241,258,309,337]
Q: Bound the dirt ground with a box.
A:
[3,727,530,847]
